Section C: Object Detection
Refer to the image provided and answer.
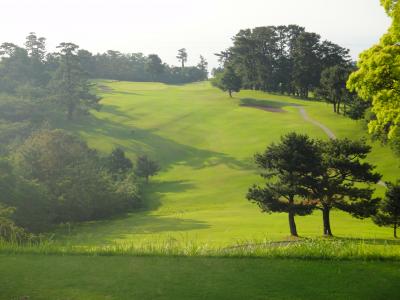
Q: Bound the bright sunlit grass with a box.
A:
[45,80,400,248]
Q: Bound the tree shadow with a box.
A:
[58,214,210,246]
[114,91,143,96]
[240,98,302,112]
[96,84,114,93]
[96,82,143,96]
[55,179,206,245]
[98,104,147,121]
[142,180,196,211]
[70,113,253,173]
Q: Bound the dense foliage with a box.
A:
[0,130,140,233]
[315,65,356,114]
[216,25,351,98]
[211,66,242,97]
[308,138,381,236]
[248,133,382,237]
[83,50,208,84]
[135,155,161,183]
[247,133,320,236]
[374,180,400,237]
[0,34,146,238]
[347,0,400,153]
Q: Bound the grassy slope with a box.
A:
[1,255,399,300]
[54,80,400,246]
[2,81,400,300]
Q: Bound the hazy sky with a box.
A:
[0,0,390,69]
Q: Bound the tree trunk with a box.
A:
[322,206,333,236]
[395,222,397,238]
[67,103,74,121]
[288,197,298,237]
[337,100,341,114]
[288,211,298,237]
[333,103,337,113]
[228,90,232,98]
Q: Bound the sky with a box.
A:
[0,0,391,70]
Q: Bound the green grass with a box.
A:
[2,81,400,299]
[51,80,400,247]
[1,254,399,300]
[1,239,400,261]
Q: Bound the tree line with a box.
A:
[81,48,208,84]
[248,133,400,238]
[213,3,400,156]
[212,25,368,119]
[0,33,162,241]
[0,34,208,94]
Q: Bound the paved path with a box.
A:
[297,106,386,187]
[298,107,336,139]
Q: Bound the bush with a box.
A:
[5,129,142,230]
[0,204,31,243]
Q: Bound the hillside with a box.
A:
[53,80,400,246]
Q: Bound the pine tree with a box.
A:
[211,66,242,97]
[247,133,319,237]
[374,181,400,238]
[51,42,99,120]
[309,138,381,236]
[176,48,188,68]
[135,155,160,183]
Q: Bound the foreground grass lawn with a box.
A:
[53,80,400,247]
[1,254,399,300]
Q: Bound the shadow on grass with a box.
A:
[114,91,143,96]
[57,214,210,245]
[55,100,257,243]
[55,179,206,245]
[240,98,302,112]
[99,104,145,120]
[142,180,196,211]
[69,113,252,173]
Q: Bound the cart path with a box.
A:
[298,107,336,139]
[297,106,386,187]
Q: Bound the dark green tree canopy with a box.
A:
[306,138,381,236]
[50,42,100,120]
[217,25,350,97]
[374,180,400,238]
[212,66,242,97]
[197,55,208,80]
[135,155,160,183]
[106,147,133,175]
[177,48,188,68]
[12,129,140,227]
[247,132,320,236]
[316,65,354,114]
[146,54,165,81]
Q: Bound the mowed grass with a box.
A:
[54,80,400,247]
[2,81,400,300]
[1,254,399,300]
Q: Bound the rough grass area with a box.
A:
[1,254,399,300]
[1,238,400,261]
